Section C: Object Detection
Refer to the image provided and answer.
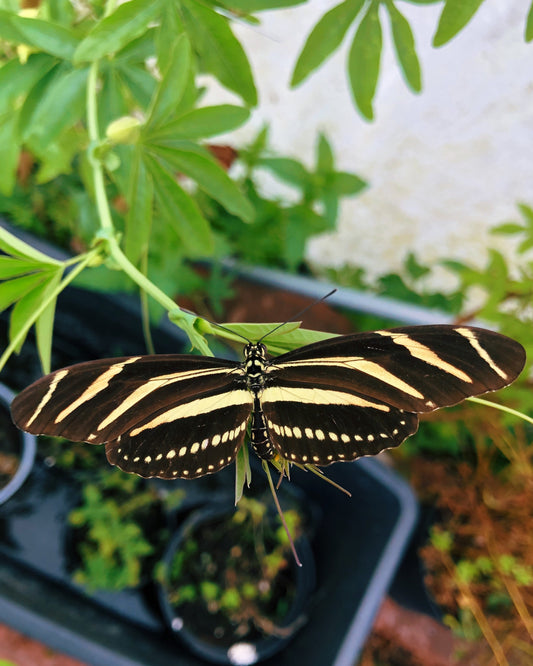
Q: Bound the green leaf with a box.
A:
[0,9,26,43]
[26,268,63,374]
[433,0,486,47]
[124,150,154,264]
[491,222,525,236]
[219,0,306,10]
[0,272,49,313]
[291,0,365,87]
[0,53,56,117]
[152,144,254,222]
[146,34,191,129]
[144,154,214,257]
[0,111,20,196]
[24,66,89,152]
[0,225,61,264]
[152,105,250,140]
[326,171,367,195]
[180,0,257,106]
[526,2,533,42]
[385,0,421,92]
[0,256,43,279]
[73,0,160,64]
[316,133,334,172]
[6,14,79,60]
[258,157,309,188]
[348,1,382,120]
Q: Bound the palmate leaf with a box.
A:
[0,225,62,265]
[124,149,154,265]
[73,0,160,64]
[527,1,533,42]
[0,54,56,117]
[433,0,487,47]
[145,35,192,130]
[9,269,62,372]
[0,10,79,60]
[23,66,89,153]
[150,105,250,141]
[178,0,257,106]
[385,0,421,92]
[291,0,365,87]
[0,111,20,196]
[150,143,254,223]
[348,1,382,120]
[144,154,214,257]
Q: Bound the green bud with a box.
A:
[105,116,142,145]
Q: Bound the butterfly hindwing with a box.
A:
[261,387,418,465]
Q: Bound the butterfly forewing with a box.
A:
[270,326,525,413]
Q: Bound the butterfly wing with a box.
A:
[261,325,525,465]
[11,355,253,479]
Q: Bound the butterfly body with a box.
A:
[11,325,525,480]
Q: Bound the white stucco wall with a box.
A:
[205,1,533,285]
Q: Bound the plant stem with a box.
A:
[467,397,533,426]
[85,62,211,355]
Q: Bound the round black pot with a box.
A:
[0,383,36,505]
[158,502,315,665]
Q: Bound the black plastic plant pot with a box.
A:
[158,503,315,666]
[0,383,36,505]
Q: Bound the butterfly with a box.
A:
[10,325,525,480]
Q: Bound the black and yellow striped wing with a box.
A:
[260,325,526,465]
[11,354,251,479]
[11,325,525,479]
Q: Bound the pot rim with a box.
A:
[0,383,37,505]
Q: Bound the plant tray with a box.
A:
[0,254,418,665]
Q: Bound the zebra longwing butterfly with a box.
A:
[11,325,525,480]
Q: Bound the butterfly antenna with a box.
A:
[257,289,337,344]
[262,460,302,567]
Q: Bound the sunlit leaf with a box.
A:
[35,270,62,373]
[0,12,79,60]
[151,105,250,141]
[0,272,49,313]
[24,66,88,152]
[146,34,191,129]
[0,226,61,264]
[385,0,421,92]
[0,111,20,196]
[348,2,382,120]
[74,0,160,63]
[526,1,533,42]
[180,0,257,106]
[433,0,486,47]
[144,155,214,257]
[291,0,365,87]
[124,150,153,265]
[152,144,254,222]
